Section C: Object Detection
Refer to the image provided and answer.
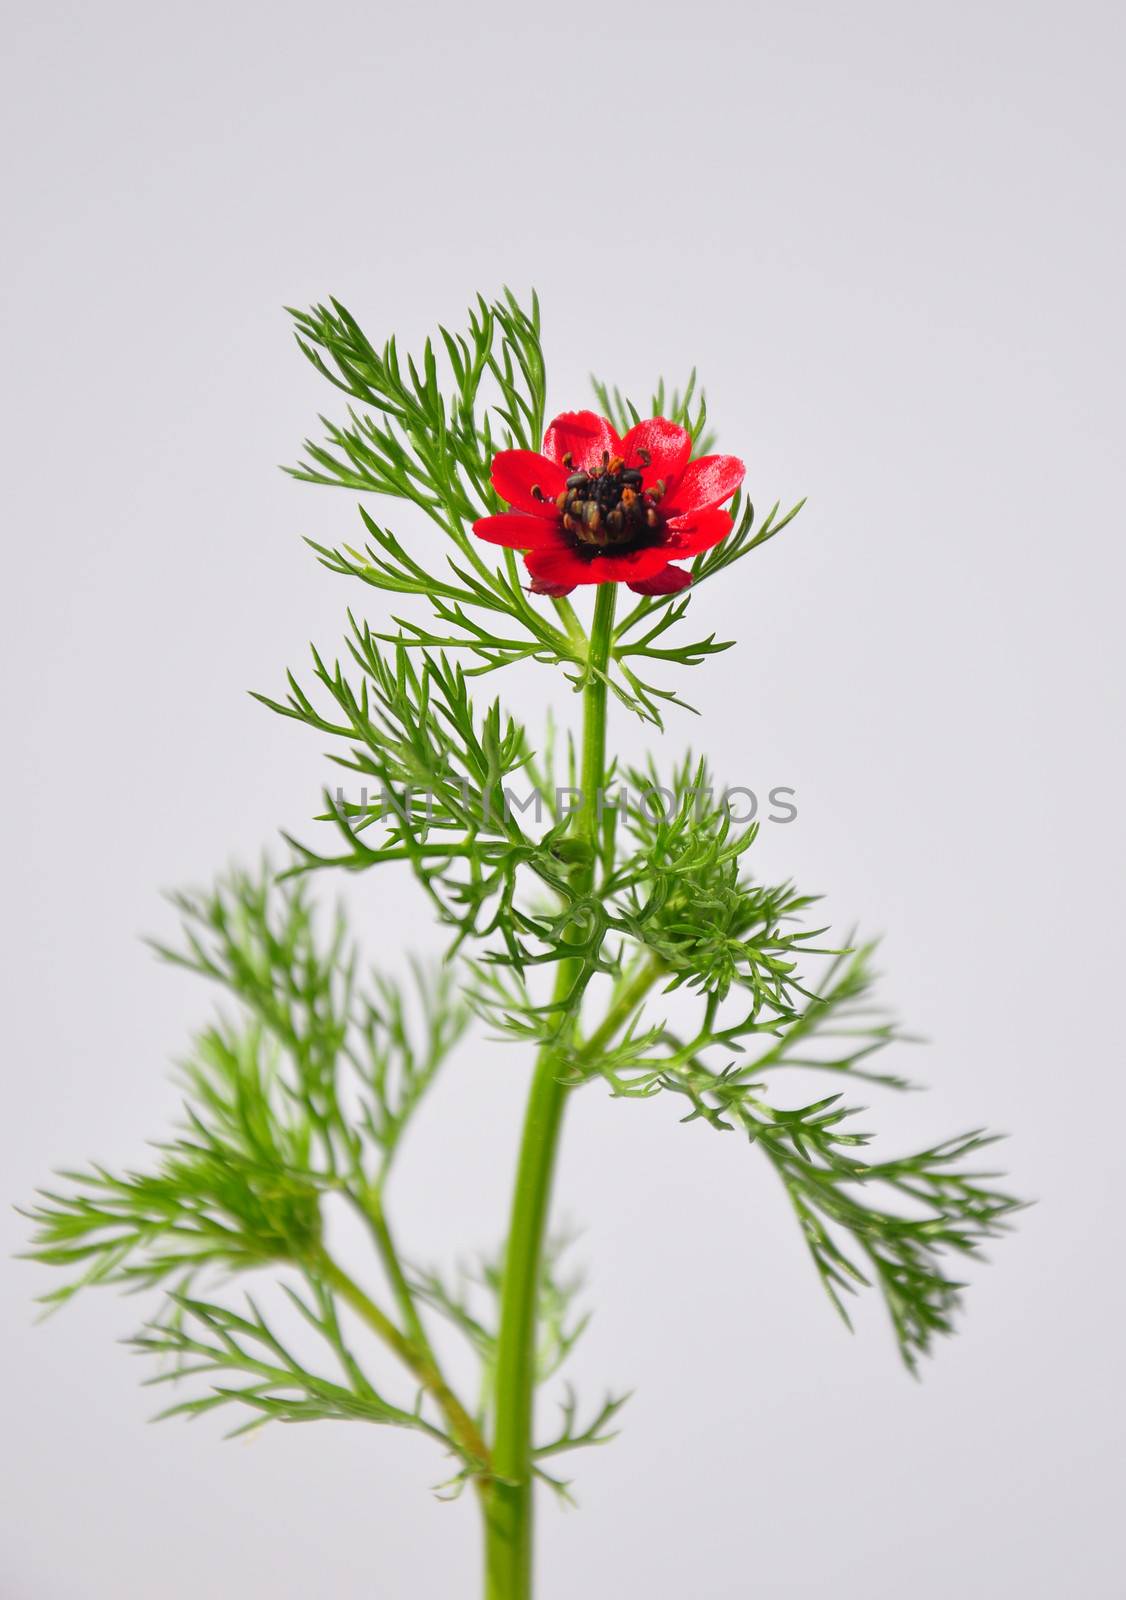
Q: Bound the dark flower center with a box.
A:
[552,452,664,552]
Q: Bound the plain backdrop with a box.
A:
[3,2,1124,1595]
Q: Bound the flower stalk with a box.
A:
[485,583,617,1597]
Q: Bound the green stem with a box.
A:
[484,584,617,1600]
[550,595,587,652]
[315,1250,491,1478]
[358,1185,438,1360]
[580,954,666,1058]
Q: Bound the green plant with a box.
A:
[25,291,1021,1599]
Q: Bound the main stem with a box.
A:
[484,583,617,1600]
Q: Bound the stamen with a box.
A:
[555,450,666,553]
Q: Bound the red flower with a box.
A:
[472,411,744,597]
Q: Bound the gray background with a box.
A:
[3,1,1124,1595]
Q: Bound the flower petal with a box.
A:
[542,411,621,471]
[662,454,745,516]
[528,577,576,597]
[490,450,568,516]
[619,417,692,489]
[605,545,677,582]
[664,508,734,556]
[627,564,694,596]
[524,541,673,591]
[523,543,591,591]
[473,512,561,550]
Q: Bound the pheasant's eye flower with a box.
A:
[472,411,745,597]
